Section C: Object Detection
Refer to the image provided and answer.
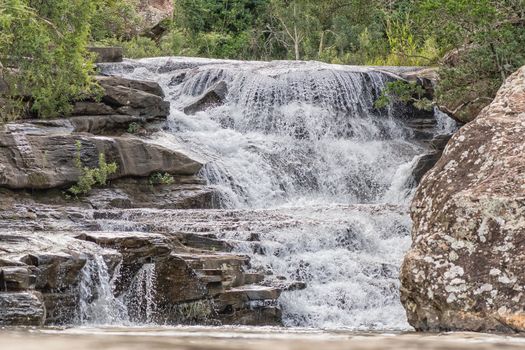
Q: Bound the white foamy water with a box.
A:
[78,255,129,325]
[99,57,456,330]
[125,263,158,324]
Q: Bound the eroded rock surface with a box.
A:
[401,66,525,332]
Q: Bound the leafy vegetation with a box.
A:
[127,122,141,134]
[375,81,433,111]
[149,172,175,186]
[1,0,525,123]
[0,0,101,119]
[68,140,118,197]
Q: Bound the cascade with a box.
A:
[78,255,128,325]
[125,263,158,324]
[97,57,455,329]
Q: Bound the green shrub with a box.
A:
[68,141,118,197]
[127,122,140,134]
[149,172,175,186]
[121,36,163,59]
[375,80,433,110]
[0,0,100,119]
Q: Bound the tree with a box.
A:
[415,0,525,122]
[267,0,318,60]
[0,0,100,120]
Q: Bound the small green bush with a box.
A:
[149,172,175,186]
[127,122,140,134]
[375,80,433,111]
[68,141,118,197]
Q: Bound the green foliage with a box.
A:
[149,172,175,186]
[375,81,433,110]
[68,140,118,197]
[2,0,525,125]
[0,0,100,120]
[416,0,525,121]
[90,0,142,41]
[127,122,140,134]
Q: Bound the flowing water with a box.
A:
[98,57,457,330]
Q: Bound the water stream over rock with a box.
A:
[0,57,456,329]
[94,57,455,329]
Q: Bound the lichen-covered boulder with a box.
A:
[400,66,525,332]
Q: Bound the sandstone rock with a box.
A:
[85,178,219,210]
[96,76,165,98]
[0,267,34,291]
[72,102,116,116]
[42,292,78,325]
[20,253,87,291]
[0,126,203,189]
[102,84,168,118]
[69,114,149,134]
[401,66,525,332]
[136,0,173,37]
[75,231,173,264]
[0,291,45,326]
[184,81,228,115]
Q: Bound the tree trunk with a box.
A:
[293,3,300,60]
[318,31,325,58]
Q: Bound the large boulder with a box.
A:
[400,66,525,332]
[136,0,173,38]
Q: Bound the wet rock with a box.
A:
[42,292,78,325]
[410,134,453,185]
[75,231,173,264]
[178,232,233,252]
[183,81,228,115]
[20,253,87,291]
[0,291,46,326]
[96,76,165,98]
[0,267,34,291]
[154,254,209,304]
[102,84,169,118]
[219,305,282,326]
[72,102,116,116]
[401,66,525,332]
[71,76,167,123]
[69,115,150,134]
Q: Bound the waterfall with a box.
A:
[125,263,158,324]
[78,255,128,325]
[100,57,455,329]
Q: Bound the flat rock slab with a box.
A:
[0,127,203,189]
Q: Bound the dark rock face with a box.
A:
[401,66,525,332]
[183,81,228,115]
[0,292,45,326]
